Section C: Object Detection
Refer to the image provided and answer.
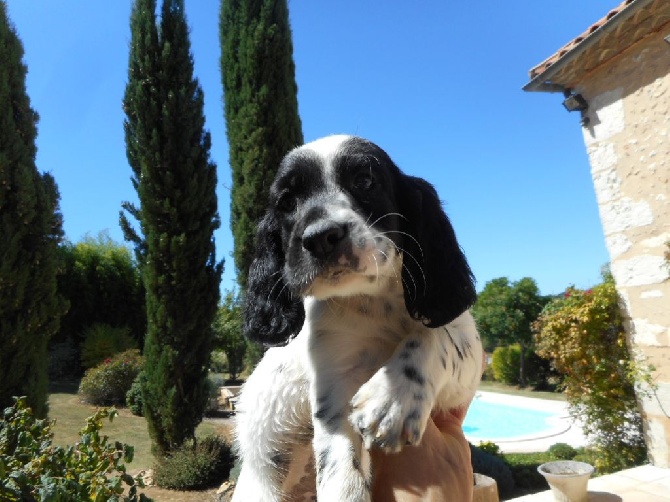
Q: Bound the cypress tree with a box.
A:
[121,0,223,454]
[0,1,66,417]
[220,0,303,287]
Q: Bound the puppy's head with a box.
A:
[244,135,476,345]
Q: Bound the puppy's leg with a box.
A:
[350,312,483,452]
[232,345,310,502]
[311,379,372,502]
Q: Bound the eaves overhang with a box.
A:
[523,0,669,93]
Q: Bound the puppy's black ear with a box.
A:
[243,212,305,345]
[398,175,476,327]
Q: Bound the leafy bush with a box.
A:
[534,274,649,473]
[212,293,247,381]
[503,452,550,493]
[470,444,515,498]
[209,350,228,374]
[480,359,496,381]
[153,435,235,490]
[0,396,150,501]
[477,440,502,457]
[79,349,144,406]
[48,336,80,379]
[490,345,521,385]
[81,323,138,369]
[207,373,227,397]
[244,339,265,375]
[548,442,578,460]
[525,350,560,391]
[126,372,146,417]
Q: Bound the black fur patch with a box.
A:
[405,339,421,350]
[314,405,330,420]
[316,447,332,482]
[403,365,425,385]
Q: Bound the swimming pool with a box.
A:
[463,392,567,442]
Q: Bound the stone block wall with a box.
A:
[576,27,670,467]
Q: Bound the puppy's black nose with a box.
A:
[302,221,347,259]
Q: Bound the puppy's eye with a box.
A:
[353,172,375,191]
[277,193,296,213]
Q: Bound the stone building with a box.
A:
[524,0,670,467]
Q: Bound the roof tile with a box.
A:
[529,0,635,79]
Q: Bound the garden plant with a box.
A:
[0,397,149,501]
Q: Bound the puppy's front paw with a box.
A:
[349,365,431,452]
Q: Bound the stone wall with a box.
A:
[576,26,670,467]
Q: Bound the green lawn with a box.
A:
[477,380,566,401]
[45,380,564,500]
[47,380,562,464]
[48,381,232,471]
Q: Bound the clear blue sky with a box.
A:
[6,1,621,296]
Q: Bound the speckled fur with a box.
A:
[232,136,482,502]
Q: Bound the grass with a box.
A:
[478,380,566,401]
[46,379,564,500]
[47,381,233,501]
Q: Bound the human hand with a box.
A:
[369,405,473,502]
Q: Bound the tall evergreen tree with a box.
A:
[0,1,66,417]
[220,0,303,287]
[121,0,223,453]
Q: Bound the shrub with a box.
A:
[534,275,649,473]
[0,396,150,501]
[244,339,265,374]
[153,435,235,490]
[481,358,496,381]
[504,452,549,492]
[212,293,247,381]
[48,336,80,379]
[207,373,227,397]
[477,440,502,457]
[79,349,144,406]
[210,350,228,374]
[490,345,521,385]
[81,323,137,369]
[470,444,515,498]
[126,372,146,417]
[525,350,560,391]
[548,442,578,460]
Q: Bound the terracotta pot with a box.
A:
[538,461,594,502]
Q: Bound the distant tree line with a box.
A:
[472,277,552,388]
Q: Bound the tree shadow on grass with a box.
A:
[49,380,79,394]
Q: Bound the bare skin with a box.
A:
[370,406,473,502]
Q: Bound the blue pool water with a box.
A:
[463,398,556,440]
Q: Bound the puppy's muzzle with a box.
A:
[301,220,348,261]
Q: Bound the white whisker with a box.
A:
[368,212,407,228]
[266,271,286,300]
[376,229,424,259]
[375,234,427,299]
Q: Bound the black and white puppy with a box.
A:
[232,135,483,502]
